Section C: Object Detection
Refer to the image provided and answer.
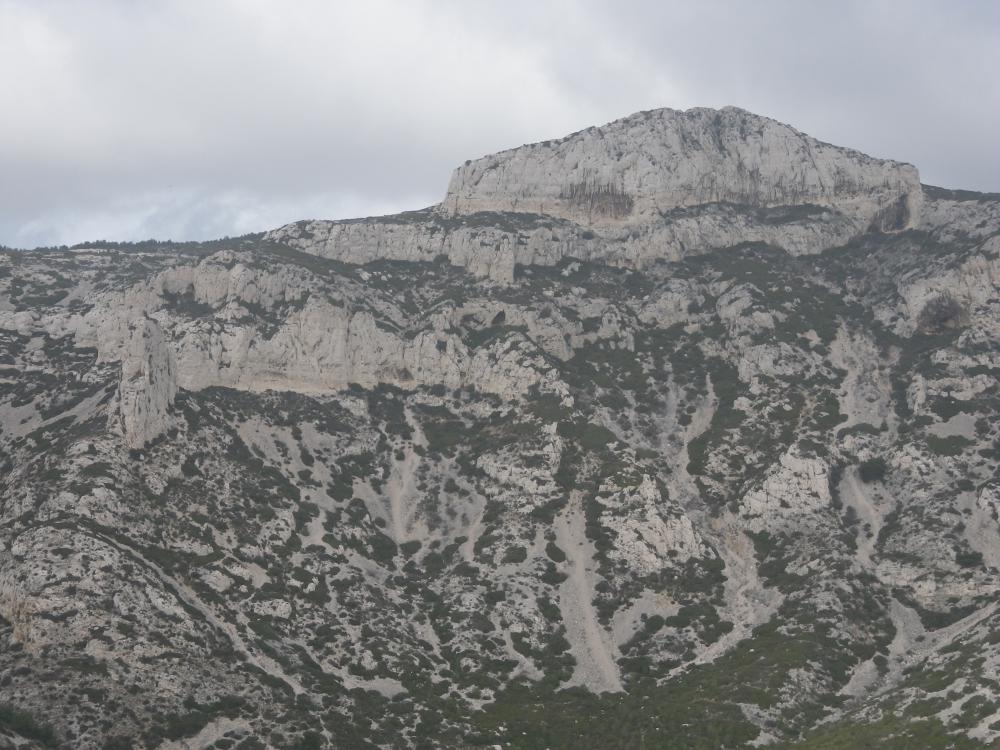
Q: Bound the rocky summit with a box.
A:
[0,106,998,749]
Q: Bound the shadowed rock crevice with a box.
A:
[558,181,635,221]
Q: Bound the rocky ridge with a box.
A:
[0,107,998,749]
[441,107,921,229]
[268,107,922,282]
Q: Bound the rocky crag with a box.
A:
[0,107,998,749]
[269,107,923,282]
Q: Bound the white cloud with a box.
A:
[10,185,437,248]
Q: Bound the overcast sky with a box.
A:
[2,0,998,248]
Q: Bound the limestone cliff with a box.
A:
[268,106,923,280]
[441,107,922,231]
[113,318,177,449]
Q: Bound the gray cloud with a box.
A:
[1,0,997,248]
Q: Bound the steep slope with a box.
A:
[0,108,998,750]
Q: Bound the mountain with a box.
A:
[1,106,998,749]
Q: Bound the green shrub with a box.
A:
[926,435,974,457]
[502,546,527,564]
[859,457,887,483]
[545,541,567,563]
[0,703,57,747]
[955,549,984,568]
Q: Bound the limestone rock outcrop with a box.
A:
[114,318,177,450]
[267,106,925,281]
[441,106,922,230]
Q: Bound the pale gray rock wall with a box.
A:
[55,254,572,448]
[114,318,177,450]
[266,107,927,280]
[441,106,922,231]
[268,200,868,281]
[265,214,585,283]
[160,301,560,400]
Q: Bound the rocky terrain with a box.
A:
[0,106,998,749]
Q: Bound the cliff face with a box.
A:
[113,318,178,450]
[267,200,866,283]
[72,255,568,418]
[1,108,999,749]
[441,107,922,230]
[268,107,923,281]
